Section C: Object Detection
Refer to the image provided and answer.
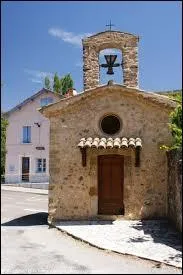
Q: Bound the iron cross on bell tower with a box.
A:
[106,20,115,31]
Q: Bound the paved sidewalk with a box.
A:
[2,182,48,189]
[1,185,48,195]
[55,219,182,268]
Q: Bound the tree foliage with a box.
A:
[53,73,61,93]
[160,93,182,151]
[60,74,74,95]
[44,76,51,90]
[44,73,74,95]
[1,115,8,177]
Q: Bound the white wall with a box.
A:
[5,91,59,183]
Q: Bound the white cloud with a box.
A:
[30,78,42,84]
[24,69,53,78]
[24,69,54,84]
[76,62,83,67]
[48,28,92,47]
[100,49,120,55]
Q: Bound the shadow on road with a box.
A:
[1,212,48,226]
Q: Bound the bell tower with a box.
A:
[82,30,139,90]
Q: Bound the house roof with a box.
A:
[4,88,63,117]
[39,84,177,118]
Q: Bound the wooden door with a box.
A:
[22,157,30,182]
[98,155,124,215]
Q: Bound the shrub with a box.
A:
[160,93,182,151]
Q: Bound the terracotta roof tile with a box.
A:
[91,137,100,148]
[106,137,113,148]
[121,137,128,148]
[98,138,107,149]
[78,137,142,149]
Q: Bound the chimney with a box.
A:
[64,88,77,98]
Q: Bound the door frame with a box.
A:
[20,155,31,182]
[98,154,124,215]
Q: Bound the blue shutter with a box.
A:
[23,127,26,143]
[27,126,31,143]
[23,126,31,143]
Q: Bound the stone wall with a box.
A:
[83,31,139,90]
[167,149,182,232]
[44,86,174,224]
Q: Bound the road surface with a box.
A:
[1,189,181,274]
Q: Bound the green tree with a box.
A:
[1,115,8,179]
[60,74,74,95]
[160,93,182,151]
[44,76,51,90]
[53,73,61,93]
[169,96,182,149]
[44,73,74,95]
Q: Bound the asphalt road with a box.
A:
[1,189,182,274]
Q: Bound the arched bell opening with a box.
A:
[82,31,139,90]
[99,48,123,85]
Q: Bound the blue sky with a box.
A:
[1,1,182,111]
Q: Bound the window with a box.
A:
[36,158,46,173]
[23,126,31,143]
[100,115,121,135]
[40,97,53,107]
[9,165,15,172]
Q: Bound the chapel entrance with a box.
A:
[98,155,124,215]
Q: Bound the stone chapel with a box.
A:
[39,30,177,224]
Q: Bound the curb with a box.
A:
[2,183,48,189]
[1,186,48,195]
[51,223,182,270]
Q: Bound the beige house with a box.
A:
[5,88,61,184]
[40,30,177,223]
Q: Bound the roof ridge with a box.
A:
[5,88,62,116]
[83,30,139,40]
[39,85,177,118]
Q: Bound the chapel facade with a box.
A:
[40,30,176,224]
